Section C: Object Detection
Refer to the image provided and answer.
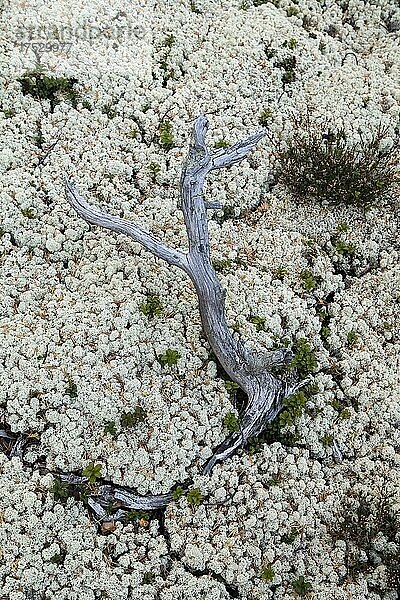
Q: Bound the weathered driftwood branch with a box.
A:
[64,115,308,514]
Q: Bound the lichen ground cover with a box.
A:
[0,0,399,599]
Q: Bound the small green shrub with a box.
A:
[291,338,317,378]
[282,527,299,543]
[2,108,16,118]
[163,34,175,47]
[261,564,275,582]
[321,433,334,447]
[276,55,297,84]
[121,407,147,428]
[65,376,78,398]
[321,325,331,340]
[49,553,65,564]
[284,37,298,49]
[18,71,79,112]
[82,462,102,484]
[292,575,312,596]
[340,408,351,420]
[140,294,163,319]
[212,258,232,272]
[272,266,289,281]
[223,411,240,433]
[125,509,151,523]
[335,239,357,257]
[159,120,174,150]
[187,488,203,507]
[279,390,307,427]
[158,349,180,367]
[276,117,400,209]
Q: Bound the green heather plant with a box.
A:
[212,258,232,272]
[18,71,79,112]
[286,5,299,16]
[224,380,240,394]
[101,104,118,119]
[276,116,400,209]
[142,571,155,584]
[21,207,35,218]
[259,107,273,126]
[172,486,185,500]
[300,269,321,292]
[125,509,151,523]
[65,376,78,398]
[347,330,359,346]
[104,421,118,438]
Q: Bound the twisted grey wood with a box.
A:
[62,115,308,518]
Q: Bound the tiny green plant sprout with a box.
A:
[300,269,321,292]
[82,462,102,484]
[158,349,180,367]
[224,380,240,395]
[347,330,359,346]
[148,162,161,182]
[214,139,230,149]
[142,571,155,584]
[139,293,163,319]
[104,421,118,438]
[259,107,273,126]
[172,486,185,501]
[261,564,275,582]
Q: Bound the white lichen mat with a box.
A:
[0,0,399,599]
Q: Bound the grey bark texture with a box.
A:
[63,115,308,513]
